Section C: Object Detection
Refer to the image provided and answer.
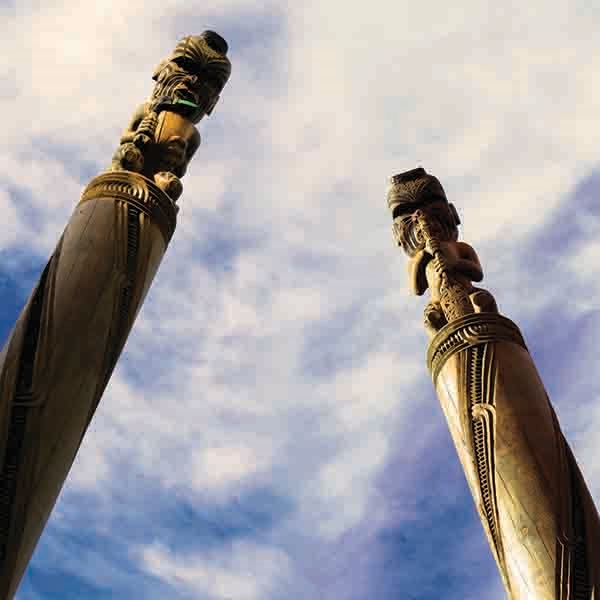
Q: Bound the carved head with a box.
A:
[151,31,232,124]
[386,167,460,256]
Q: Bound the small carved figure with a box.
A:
[387,168,497,335]
[111,31,232,202]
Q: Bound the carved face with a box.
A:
[393,200,459,256]
[387,168,461,256]
[150,33,232,124]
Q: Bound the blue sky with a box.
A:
[1,1,600,599]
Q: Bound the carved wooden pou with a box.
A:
[387,167,600,599]
[0,31,231,599]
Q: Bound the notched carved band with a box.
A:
[427,313,527,382]
[79,171,177,245]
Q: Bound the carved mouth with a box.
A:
[173,86,198,103]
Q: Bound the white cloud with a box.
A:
[192,440,277,491]
[141,541,291,600]
[309,431,389,539]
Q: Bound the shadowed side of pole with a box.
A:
[386,167,600,599]
[0,31,231,599]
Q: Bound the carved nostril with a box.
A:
[200,30,228,55]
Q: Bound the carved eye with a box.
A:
[173,57,197,72]
[391,206,406,220]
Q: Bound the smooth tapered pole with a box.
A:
[386,168,600,599]
[0,31,231,599]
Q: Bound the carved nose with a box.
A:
[200,30,228,55]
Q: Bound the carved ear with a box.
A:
[408,250,430,296]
